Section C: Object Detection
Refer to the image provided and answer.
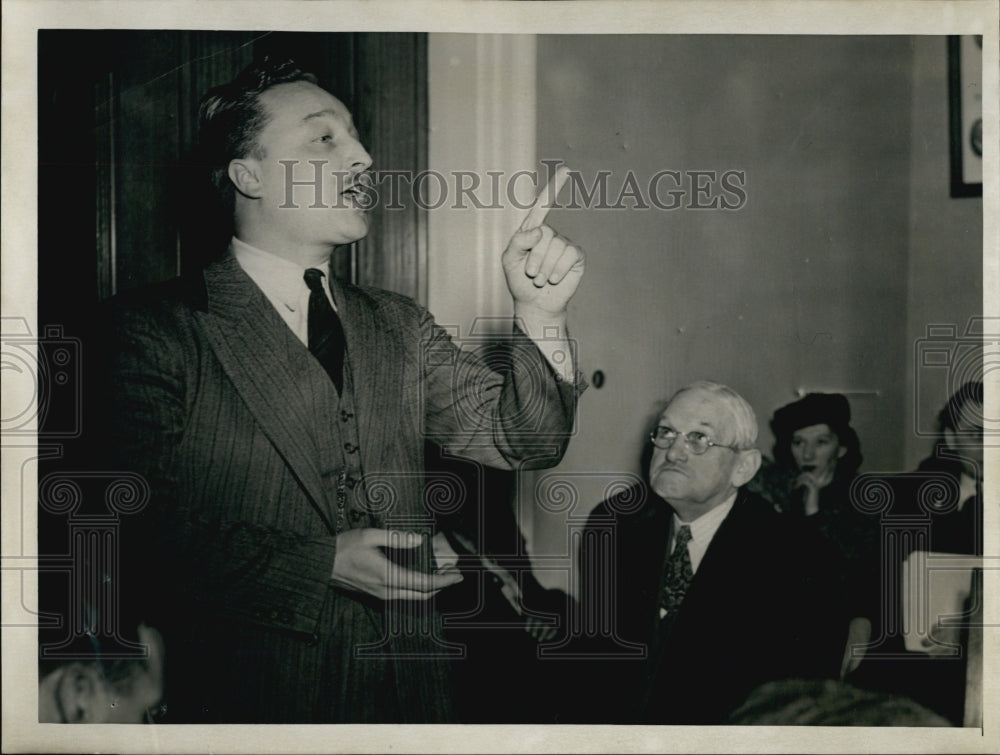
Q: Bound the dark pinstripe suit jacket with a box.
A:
[105,253,579,722]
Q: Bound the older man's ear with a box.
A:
[732,448,762,488]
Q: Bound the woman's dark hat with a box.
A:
[771,393,851,440]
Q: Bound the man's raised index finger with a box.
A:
[520,164,571,231]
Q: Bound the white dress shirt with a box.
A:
[957,472,977,511]
[658,492,737,619]
[669,492,737,574]
[231,237,337,347]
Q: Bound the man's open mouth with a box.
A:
[342,173,374,209]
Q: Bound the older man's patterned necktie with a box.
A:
[659,524,693,622]
[304,268,345,395]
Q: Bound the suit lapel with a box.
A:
[637,496,673,711]
[688,492,752,591]
[642,492,747,713]
[196,255,336,532]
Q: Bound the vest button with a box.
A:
[344,442,357,453]
[341,410,354,422]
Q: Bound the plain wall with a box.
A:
[527,35,981,592]
[427,34,537,330]
[904,35,984,469]
[426,34,984,594]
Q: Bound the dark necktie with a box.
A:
[303,268,345,395]
[659,524,693,622]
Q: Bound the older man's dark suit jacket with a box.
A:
[576,484,847,724]
[100,253,579,723]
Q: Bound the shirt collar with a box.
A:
[958,471,979,508]
[231,237,331,311]
[672,491,737,545]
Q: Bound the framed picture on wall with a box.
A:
[948,35,983,197]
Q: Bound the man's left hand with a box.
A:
[501,164,585,315]
[502,225,585,315]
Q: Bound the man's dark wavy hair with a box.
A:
[198,56,319,212]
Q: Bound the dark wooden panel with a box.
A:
[94,71,115,302]
[177,32,257,274]
[40,31,427,310]
[353,33,428,302]
[38,31,107,321]
[111,32,183,293]
[253,32,357,105]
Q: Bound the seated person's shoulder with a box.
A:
[850,467,941,517]
[745,457,794,511]
[734,489,783,525]
[585,482,667,538]
[592,481,647,514]
[737,491,831,559]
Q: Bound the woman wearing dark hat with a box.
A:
[765,393,863,519]
[749,393,878,679]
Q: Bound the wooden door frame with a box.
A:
[39,31,428,316]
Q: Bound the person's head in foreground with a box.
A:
[728,678,951,726]
[648,381,762,522]
[39,624,164,723]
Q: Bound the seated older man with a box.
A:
[576,381,849,724]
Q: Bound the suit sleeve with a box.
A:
[418,308,585,470]
[106,300,337,640]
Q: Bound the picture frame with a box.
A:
[948,35,983,198]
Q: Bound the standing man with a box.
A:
[104,57,584,722]
[577,382,846,724]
